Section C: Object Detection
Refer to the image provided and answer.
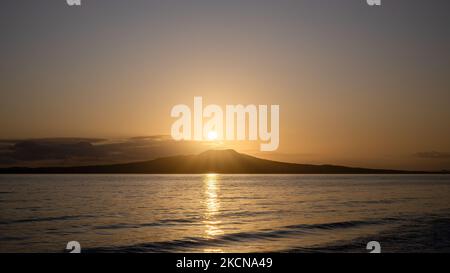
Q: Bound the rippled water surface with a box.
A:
[1,174,450,253]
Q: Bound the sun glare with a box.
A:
[207,131,218,141]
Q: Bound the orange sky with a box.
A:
[0,1,449,170]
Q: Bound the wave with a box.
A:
[285,217,450,253]
[94,218,198,230]
[0,215,95,225]
[85,218,389,253]
[86,215,450,253]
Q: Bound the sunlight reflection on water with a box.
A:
[203,174,224,245]
[1,174,450,252]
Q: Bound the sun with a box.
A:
[207,131,218,141]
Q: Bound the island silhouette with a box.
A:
[1,149,445,174]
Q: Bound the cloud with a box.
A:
[0,136,209,167]
[414,151,450,159]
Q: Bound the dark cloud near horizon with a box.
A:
[414,151,450,159]
[0,136,208,167]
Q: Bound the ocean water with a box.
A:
[0,174,450,253]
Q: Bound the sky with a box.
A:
[1,0,450,170]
